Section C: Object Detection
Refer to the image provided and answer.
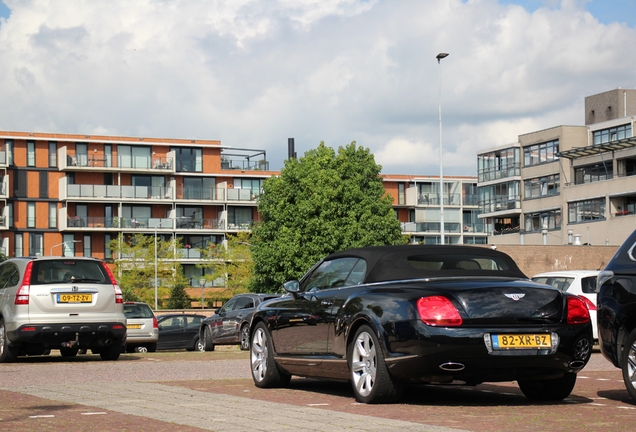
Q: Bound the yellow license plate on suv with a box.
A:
[127,324,142,329]
[492,334,551,349]
[57,294,92,303]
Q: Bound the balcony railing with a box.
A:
[67,155,174,170]
[400,222,463,233]
[479,196,521,213]
[417,193,462,206]
[478,163,521,183]
[67,184,173,200]
[66,216,225,230]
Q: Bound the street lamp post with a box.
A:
[154,218,173,310]
[50,240,80,256]
[436,52,449,245]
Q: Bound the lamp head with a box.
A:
[436,53,449,61]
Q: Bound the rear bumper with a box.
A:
[7,323,127,347]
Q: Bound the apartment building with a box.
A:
[0,130,485,296]
[478,88,636,246]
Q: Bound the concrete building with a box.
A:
[478,88,636,246]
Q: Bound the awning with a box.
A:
[557,136,636,159]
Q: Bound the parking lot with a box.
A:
[1,348,635,431]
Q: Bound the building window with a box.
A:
[27,140,35,167]
[118,145,151,169]
[105,144,112,167]
[49,141,57,167]
[29,233,43,256]
[478,147,521,182]
[574,162,613,184]
[523,140,559,167]
[8,202,13,228]
[524,174,560,199]
[5,139,13,166]
[593,124,632,145]
[83,235,91,257]
[49,203,57,228]
[27,202,35,228]
[397,182,405,205]
[524,209,561,232]
[104,234,112,261]
[172,147,202,172]
[568,198,606,223]
[15,233,23,257]
[63,234,76,256]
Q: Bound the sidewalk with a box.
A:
[6,382,466,432]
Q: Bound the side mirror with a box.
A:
[283,280,300,293]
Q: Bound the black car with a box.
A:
[249,244,593,404]
[156,313,206,351]
[597,229,636,401]
[200,293,280,351]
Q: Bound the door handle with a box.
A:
[321,300,334,307]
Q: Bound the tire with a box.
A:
[195,337,205,352]
[60,347,79,357]
[621,328,636,402]
[348,324,402,404]
[100,342,121,361]
[126,345,136,353]
[250,321,291,388]
[147,343,157,353]
[240,324,250,351]
[203,327,215,352]
[518,373,577,401]
[0,319,19,363]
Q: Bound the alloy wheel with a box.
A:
[251,327,268,382]
[350,330,377,398]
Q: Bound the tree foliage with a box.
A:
[250,141,407,292]
[166,280,192,309]
[197,231,253,301]
[109,233,188,309]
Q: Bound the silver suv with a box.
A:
[0,256,127,362]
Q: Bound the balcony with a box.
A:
[64,154,174,172]
[479,196,522,214]
[64,216,225,231]
[417,193,462,206]
[478,163,521,183]
[66,184,174,201]
[400,222,463,233]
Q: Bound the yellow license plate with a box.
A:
[57,294,92,303]
[127,324,142,329]
[492,334,551,349]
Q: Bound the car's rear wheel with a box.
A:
[203,326,215,352]
[99,342,121,361]
[518,373,577,401]
[147,343,157,353]
[0,318,18,363]
[250,321,290,388]
[621,329,636,401]
[240,324,250,351]
[60,347,79,357]
[348,325,402,404]
[125,345,136,353]
[137,346,149,353]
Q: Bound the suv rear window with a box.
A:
[124,303,155,319]
[31,260,109,285]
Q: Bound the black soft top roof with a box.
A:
[326,244,527,283]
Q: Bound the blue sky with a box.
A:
[0,0,635,175]
[498,0,636,26]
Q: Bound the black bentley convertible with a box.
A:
[249,244,593,404]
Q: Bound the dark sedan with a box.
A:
[199,293,280,351]
[249,244,593,404]
[598,228,636,401]
[156,313,206,351]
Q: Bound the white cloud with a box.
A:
[0,0,634,176]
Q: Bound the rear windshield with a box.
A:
[31,260,109,285]
[124,303,155,318]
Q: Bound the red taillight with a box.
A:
[567,295,591,325]
[417,296,463,326]
[152,316,158,329]
[102,263,123,304]
[580,296,597,311]
[15,262,33,305]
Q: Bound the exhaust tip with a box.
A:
[569,360,585,369]
[439,362,465,371]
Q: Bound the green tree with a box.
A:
[250,141,407,292]
[166,280,192,309]
[109,233,187,308]
[197,231,253,302]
